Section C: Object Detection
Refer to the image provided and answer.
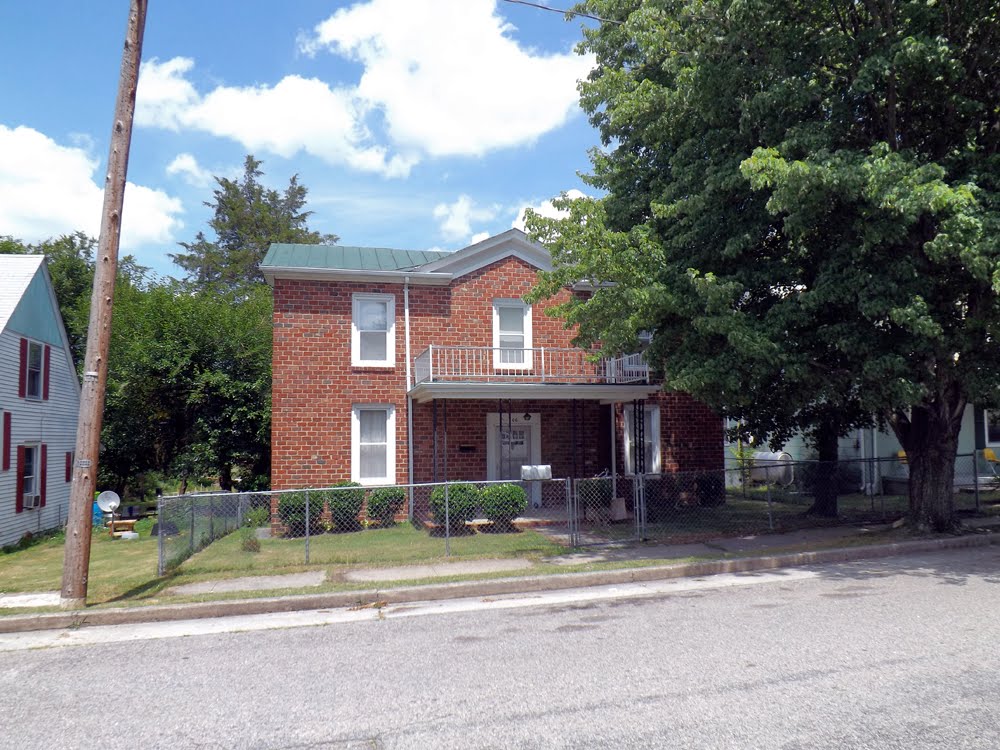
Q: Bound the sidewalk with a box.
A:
[1,520,997,634]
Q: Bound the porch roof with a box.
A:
[407,381,663,404]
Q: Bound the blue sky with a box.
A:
[0,0,599,277]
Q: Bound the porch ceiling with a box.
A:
[407,381,663,403]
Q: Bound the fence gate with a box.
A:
[570,474,648,547]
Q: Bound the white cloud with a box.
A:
[513,189,588,230]
[135,1,592,177]
[433,195,499,242]
[166,152,213,187]
[470,231,490,244]
[302,0,593,157]
[0,124,183,249]
[137,57,416,178]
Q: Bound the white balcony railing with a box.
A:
[412,346,650,386]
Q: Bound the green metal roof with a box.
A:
[261,243,452,272]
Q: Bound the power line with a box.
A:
[501,0,624,25]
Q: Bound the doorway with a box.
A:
[486,413,542,507]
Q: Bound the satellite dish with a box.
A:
[96,491,121,513]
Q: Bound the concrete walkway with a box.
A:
[165,570,327,597]
[0,592,61,609]
[547,524,876,566]
[344,558,532,582]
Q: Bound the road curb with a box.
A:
[0,533,995,634]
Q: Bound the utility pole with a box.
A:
[60,0,148,609]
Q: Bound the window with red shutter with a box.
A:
[2,412,9,472]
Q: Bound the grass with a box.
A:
[0,518,160,603]
[178,523,564,577]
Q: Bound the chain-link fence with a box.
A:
[157,453,998,574]
[157,478,572,575]
[563,453,995,546]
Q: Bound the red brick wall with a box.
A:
[271,254,723,489]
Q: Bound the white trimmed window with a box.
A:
[352,294,395,367]
[352,405,396,485]
[624,405,661,474]
[492,299,532,369]
[26,341,43,399]
[22,444,37,495]
[985,410,1000,446]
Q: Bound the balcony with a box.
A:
[412,346,650,386]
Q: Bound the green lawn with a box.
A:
[0,521,564,608]
[0,522,161,603]
[180,523,564,577]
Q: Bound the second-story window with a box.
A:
[493,299,532,370]
[26,341,43,399]
[352,294,395,367]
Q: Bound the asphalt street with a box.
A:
[3,546,1000,749]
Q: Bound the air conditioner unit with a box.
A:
[22,494,40,509]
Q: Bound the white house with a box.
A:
[0,255,80,547]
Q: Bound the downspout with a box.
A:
[404,278,414,520]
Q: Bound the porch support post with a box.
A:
[610,403,618,499]
[571,399,578,480]
[432,399,438,484]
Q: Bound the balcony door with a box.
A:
[486,412,542,507]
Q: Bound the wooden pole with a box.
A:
[60,0,148,609]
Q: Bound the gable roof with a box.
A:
[260,229,552,286]
[0,254,45,333]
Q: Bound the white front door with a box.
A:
[486,413,542,507]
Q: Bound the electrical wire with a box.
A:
[501,0,624,25]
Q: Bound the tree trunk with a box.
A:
[807,420,839,517]
[219,464,233,492]
[890,393,965,533]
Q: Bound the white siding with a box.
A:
[0,329,79,547]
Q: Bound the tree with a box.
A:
[528,1,1000,531]
[171,155,338,288]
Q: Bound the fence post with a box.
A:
[765,465,774,531]
[157,493,164,577]
[444,483,451,557]
[189,497,195,554]
[305,489,311,565]
[973,453,980,513]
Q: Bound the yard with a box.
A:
[0,519,565,610]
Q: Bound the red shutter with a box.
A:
[43,345,51,400]
[2,412,9,471]
[65,451,73,483]
[40,445,47,507]
[15,446,24,513]
[18,338,27,398]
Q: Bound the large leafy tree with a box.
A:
[172,154,338,288]
[529,0,1000,530]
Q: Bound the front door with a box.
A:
[486,413,542,507]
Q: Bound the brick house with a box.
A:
[261,229,722,505]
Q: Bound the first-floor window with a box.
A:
[22,445,37,495]
[352,405,395,485]
[624,405,661,474]
[986,411,1000,445]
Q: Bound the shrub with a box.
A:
[239,526,261,553]
[323,481,365,531]
[243,506,270,528]
[429,483,480,530]
[367,487,405,526]
[277,492,322,536]
[696,473,726,507]
[480,483,528,529]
